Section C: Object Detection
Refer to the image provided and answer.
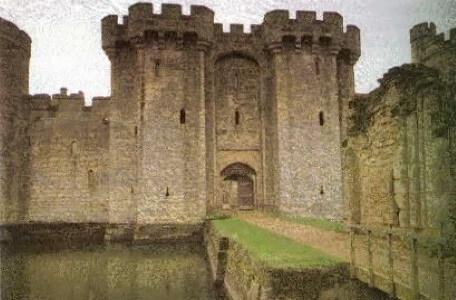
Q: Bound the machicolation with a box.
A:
[101,3,360,61]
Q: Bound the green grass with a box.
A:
[269,212,346,233]
[212,218,342,269]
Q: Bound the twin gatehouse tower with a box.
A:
[1,3,361,227]
[100,3,361,224]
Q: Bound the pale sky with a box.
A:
[0,0,455,101]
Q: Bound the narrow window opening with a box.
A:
[320,186,324,195]
[234,72,239,93]
[155,59,160,76]
[165,186,170,197]
[180,109,186,124]
[88,169,96,191]
[235,110,240,125]
[315,57,320,75]
[71,141,79,156]
[134,126,138,136]
[319,111,325,126]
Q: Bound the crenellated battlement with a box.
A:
[263,10,343,28]
[30,88,83,112]
[410,22,437,42]
[262,9,360,61]
[102,2,214,54]
[30,88,110,114]
[410,22,456,64]
[214,23,264,36]
[102,3,360,63]
[0,17,31,53]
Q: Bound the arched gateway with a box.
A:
[221,163,256,209]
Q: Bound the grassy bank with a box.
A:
[276,214,345,233]
[212,218,342,269]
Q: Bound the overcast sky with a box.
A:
[0,0,455,101]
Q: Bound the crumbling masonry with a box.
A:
[344,23,456,299]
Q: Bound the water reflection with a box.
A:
[1,243,218,300]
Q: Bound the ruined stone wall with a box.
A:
[0,18,31,224]
[410,25,456,234]
[350,226,456,300]
[343,23,456,299]
[27,91,110,223]
[346,64,456,299]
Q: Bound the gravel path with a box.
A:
[238,212,350,262]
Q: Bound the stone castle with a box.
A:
[0,3,455,299]
[0,3,361,226]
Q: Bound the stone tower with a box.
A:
[102,3,211,228]
[0,18,31,224]
[260,10,360,219]
[410,22,456,81]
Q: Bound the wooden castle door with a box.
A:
[238,176,254,208]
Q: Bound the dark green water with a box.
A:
[0,243,218,300]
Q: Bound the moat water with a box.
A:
[0,243,219,300]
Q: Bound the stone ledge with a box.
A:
[0,222,204,248]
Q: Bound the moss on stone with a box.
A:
[349,63,444,136]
